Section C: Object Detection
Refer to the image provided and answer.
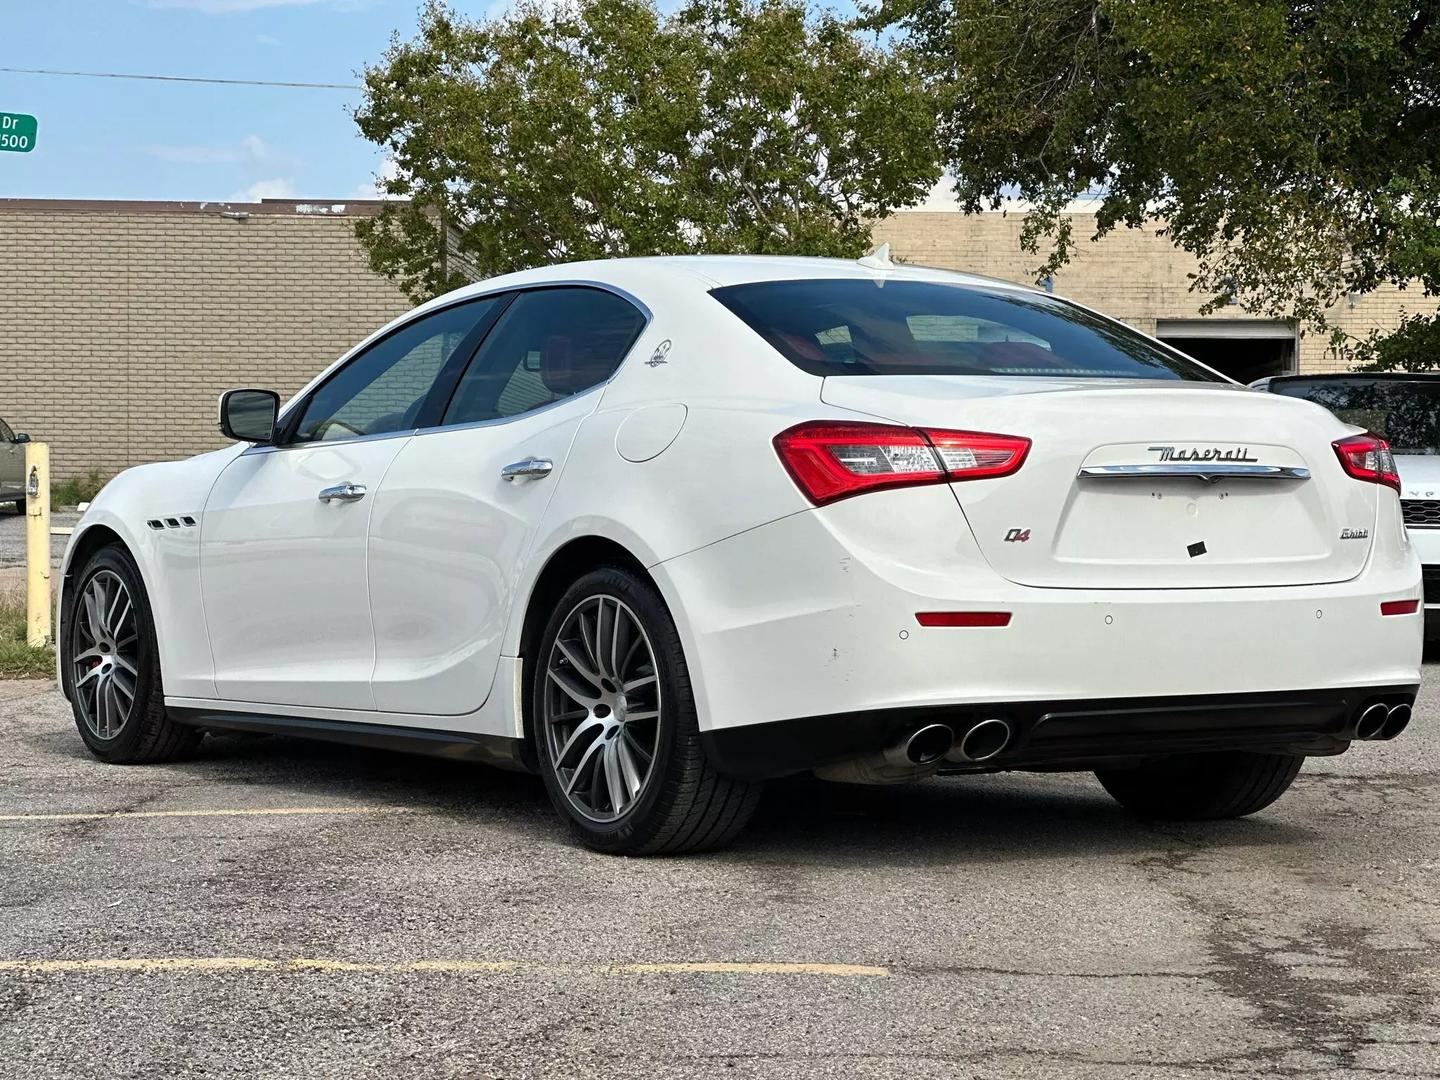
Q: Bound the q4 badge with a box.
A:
[1004,528,1031,543]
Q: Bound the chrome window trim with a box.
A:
[241,426,417,456]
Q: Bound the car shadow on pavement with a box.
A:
[23,724,1319,863]
[736,772,1319,865]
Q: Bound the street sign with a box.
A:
[0,113,37,153]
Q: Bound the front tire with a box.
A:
[65,544,200,764]
[532,566,761,854]
[1096,751,1303,820]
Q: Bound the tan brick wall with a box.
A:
[0,200,410,480]
[874,211,1440,374]
[4,200,1435,479]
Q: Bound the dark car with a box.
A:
[1255,373,1440,632]
[0,417,28,511]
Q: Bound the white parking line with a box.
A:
[0,956,889,977]
[0,806,415,822]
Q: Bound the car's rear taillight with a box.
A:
[773,421,1030,505]
[1333,434,1400,493]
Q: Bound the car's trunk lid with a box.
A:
[821,375,1377,589]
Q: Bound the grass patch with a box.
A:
[51,468,107,508]
[0,585,54,680]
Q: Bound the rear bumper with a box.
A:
[654,485,1424,735]
[703,685,1419,780]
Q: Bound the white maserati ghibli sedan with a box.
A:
[58,253,1422,853]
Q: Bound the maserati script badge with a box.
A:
[1148,445,1259,463]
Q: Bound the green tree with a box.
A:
[872,0,1440,367]
[355,0,940,303]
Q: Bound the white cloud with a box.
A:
[147,135,271,164]
[484,0,575,20]
[355,155,404,198]
[234,177,297,201]
[255,32,282,44]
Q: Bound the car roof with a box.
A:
[594,254,1037,291]
[1267,372,1440,382]
[436,254,1038,303]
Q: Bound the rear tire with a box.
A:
[532,566,761,854]
[1096,751,1303,820]
[64,544,201,764]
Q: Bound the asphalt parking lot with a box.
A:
[2,676,1438,1079]
[0,505,79,575]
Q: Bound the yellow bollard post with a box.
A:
[24,442,51,648]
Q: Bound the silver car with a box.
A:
[0,417,27,511]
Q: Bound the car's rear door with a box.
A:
[199,297,502,709]
[366,286,647,716]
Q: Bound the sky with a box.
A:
[0,0,507,203]
[0,0,938,208]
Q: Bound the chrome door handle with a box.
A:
[318,482,367,503]
[501,457,554,482]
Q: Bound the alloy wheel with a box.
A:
[71,570,139,740]
[542,594,662,822]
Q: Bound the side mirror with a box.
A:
[12,433,29,444]
[218,389,280,444]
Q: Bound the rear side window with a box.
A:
[443,287,645,425]
[713,278,1224,382]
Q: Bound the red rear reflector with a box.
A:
[1380,599,1420,616]
[774,421,1030,505]
[916,611,1012,627]
[1333,433,1401,492]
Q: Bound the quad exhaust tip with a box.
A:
[956,718,1012,762]
[897,723,955,766]
[1356,703,1389,741]
[1381,703,1411,741]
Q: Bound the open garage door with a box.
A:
[1156,319,1296,384]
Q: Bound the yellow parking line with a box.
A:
[617,962,890,977]
[0,806,414,822]
[0,957,883,977]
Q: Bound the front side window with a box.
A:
[713,278,1225,382]
[443,287,645,426]
[293,297,498,443]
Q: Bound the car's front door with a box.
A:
[367,286,647,716]
[199,297,503,709]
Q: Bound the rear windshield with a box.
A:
[1268,377,1440,455]
[712,278,1225,382]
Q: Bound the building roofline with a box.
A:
[0,197,395,217]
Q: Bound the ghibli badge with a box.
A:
[1340,528,1370,540]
